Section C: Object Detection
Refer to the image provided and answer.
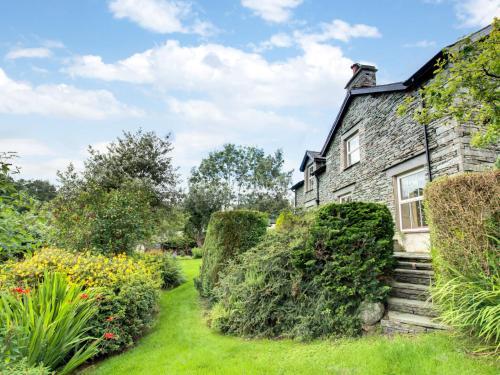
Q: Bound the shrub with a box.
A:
[1,248,161,356]
[195,210,268,299]
[426,171,500,354]
[211,202,394,339]
[0,358,51,375]
[50,180,160,256]
[136,250,185,289]
[0,273,99,374]
[191,247,203,259]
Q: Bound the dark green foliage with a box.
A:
[14,179,57,202]
[0,154,49,261]
[91,277,159,356]
[136,251,185,289]
[195,210,268,299]
[211,202,395,339]
[426,171,500,354]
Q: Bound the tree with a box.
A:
[14,179,57,202]
[0,153,49,261]
[50,130,180,255]
[184,144,292,244]
[398,19,499,148]
[83,129,180,207]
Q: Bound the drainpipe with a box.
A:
[421,101,433,182]
[315,175,320,205]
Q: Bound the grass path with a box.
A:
[84,259,497,375]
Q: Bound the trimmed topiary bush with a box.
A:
[195,209,268,299]
[426,171,500,354]
[210,202,395,339]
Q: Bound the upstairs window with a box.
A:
[397,169,427,231]
[305,164,315,192]
[345,132,360,167]
[338,193,352,203]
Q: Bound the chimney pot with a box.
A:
[345,63,377,90]
[351,63,360,75]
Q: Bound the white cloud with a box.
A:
[108,0,216,35]
[5,47,52,60]
[295,19,382,44]
[253,32,294,52]
[241,0,303,23]
[0,138,55,156]
[65,39,354,110]
[0,68,142,120]
[17,157,84,182]
[455,0,500,27]
[403,40,437,48]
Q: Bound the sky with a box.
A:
[0,0,499,185]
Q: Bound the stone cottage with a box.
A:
[291,25,498,253]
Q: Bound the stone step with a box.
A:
[381,311,447,334]
[390,281,430,301]
[393,252,431,263]
[397,261,433,270]
[394,268,434,285]
[387,297,437,317]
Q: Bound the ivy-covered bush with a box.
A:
[195,209,268,299]
[0,248,165,356]
[426,171,499,354]
[211,202,394,340]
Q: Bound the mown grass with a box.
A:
[83,259,498,375]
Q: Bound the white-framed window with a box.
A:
[338,193,352,203]
[397,168,427,231]
[344,132,360,167]
[305,164,315,192]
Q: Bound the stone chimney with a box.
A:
[344,63,377,90]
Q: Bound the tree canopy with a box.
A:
[398,19,499,148]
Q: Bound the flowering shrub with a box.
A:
[1,248,161,289]
[0,248,163,356]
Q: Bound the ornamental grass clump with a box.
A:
[426,170,500,354]
[0,273,99,374]
[211,202,395,340]
[195,209,268,299]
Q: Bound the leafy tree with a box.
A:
[14,179,57,202]
[0,153,49,261]
[185,144,292,244]
[50,130,180,255]
[398,19,499,148]
[83,129,180,206]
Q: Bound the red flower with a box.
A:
[80,293,89,300]
[103,332,116,340]
[12,287,30,295]
[106,316,114,322]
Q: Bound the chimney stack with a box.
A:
[345,63,377,90]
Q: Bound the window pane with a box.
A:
[349,148,360,165]
[417,200,427,227]
[348,135,359,151]
[400,170,425,199]
[401,202,412,230]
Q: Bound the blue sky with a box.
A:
[1,0,498,184]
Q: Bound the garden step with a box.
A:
[387,297,437,317]
[390,281,430,301]
[397,261,433,270]
[382,311,448,334]
[394,268,434,285]
[393,252,431,263]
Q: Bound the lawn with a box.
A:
[83,259,498,375]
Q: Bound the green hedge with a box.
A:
[210,202,394,339]
[426,171,499,354]
[195,209,268,299]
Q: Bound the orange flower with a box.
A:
[103,332,116,340]
[106,316,114,322]
[80,293,89,299]
[12,287,30,294]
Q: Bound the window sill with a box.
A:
[400,228,430,234]
[343,161,360,171]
